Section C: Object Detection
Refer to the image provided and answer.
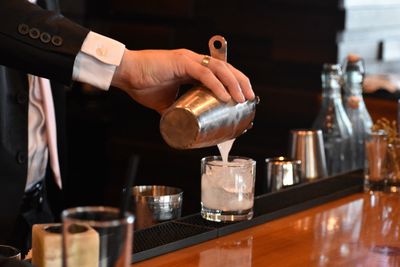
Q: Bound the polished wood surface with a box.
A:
[132,192,400,267]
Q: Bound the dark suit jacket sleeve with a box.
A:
[0,0,90,85]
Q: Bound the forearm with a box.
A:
[0,0,254,110]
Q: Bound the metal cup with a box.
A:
[265,157,302,192]
[160,86,258,149]
[130,185,183,230]
[289,129,328,179]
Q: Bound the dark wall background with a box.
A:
[60,0,400,216]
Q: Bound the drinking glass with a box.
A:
[62,206,134,267]
[0,245,21,260]
[201,156,256,222]
[364,130,388,191]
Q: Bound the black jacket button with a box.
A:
[17,91,28,104]
[18,24,29,35]
[29,28,40,39]
[17,152,27,164]
[51,35,63,46]
[40,32,51,43]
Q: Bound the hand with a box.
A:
[111,49,254,113]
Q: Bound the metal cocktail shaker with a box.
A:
[160,35,258,149]
[160,86,257,149]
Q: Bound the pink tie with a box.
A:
[38,78,62,189]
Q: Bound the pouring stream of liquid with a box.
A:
[217,139,235,163]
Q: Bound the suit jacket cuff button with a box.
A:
[17,24,29,35]
[40,32,51,43]
[51,35,63,47]
[29,28,40,39]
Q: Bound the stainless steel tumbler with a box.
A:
[130,185,183,230]
[289,129,328,179]
[265,157,302,192]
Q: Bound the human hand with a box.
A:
[111,49,254,113]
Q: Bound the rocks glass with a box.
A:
[201,156,256,222]
[62,206,134,267]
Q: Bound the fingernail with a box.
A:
[238,89,245,102]
[223,94,232,102]
[247,84,255,99]
[250,91,256,100]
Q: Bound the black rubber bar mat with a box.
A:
[132,170,364,263]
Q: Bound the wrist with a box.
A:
[111,49,131,90]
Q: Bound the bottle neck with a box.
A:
[321,83,342,99]
[344,71,364,97]
[344,84,363,97]
[320,68,344,106]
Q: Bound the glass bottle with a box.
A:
[342,54,373,170]
[313,64,353,176]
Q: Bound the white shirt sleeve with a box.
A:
[72,31,126,90]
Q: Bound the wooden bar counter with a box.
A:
[132,192,400,266]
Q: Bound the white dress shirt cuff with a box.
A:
[73,31,126,90]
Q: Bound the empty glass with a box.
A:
[201,156,256,222]
[62,206,134,267]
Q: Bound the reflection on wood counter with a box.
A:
[132,192,400,266]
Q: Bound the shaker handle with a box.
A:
[208,36,261,106]
[208,35,227,62]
